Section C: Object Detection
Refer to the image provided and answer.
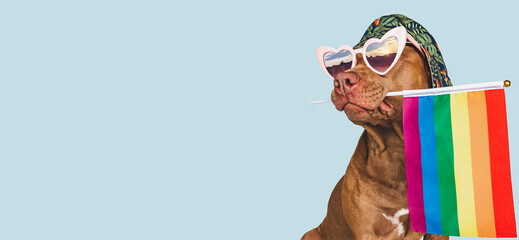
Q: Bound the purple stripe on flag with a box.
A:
[403,97,427,233]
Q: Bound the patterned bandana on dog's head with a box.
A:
[354,14,452,88]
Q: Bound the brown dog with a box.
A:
[302,45,449,240]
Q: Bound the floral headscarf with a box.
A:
[354,14,452,88]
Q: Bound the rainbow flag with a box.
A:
[403,82,516,237]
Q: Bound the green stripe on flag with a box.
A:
[434,94,460,235]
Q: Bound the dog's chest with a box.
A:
[361,208,410,239]
[351,191,410,238]
[379,208,409,236]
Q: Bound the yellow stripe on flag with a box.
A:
[451,92,478,237]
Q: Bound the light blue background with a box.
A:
[1,0,518,239]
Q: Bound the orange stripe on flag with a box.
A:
[467,91,496,237]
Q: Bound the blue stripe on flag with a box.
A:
[419,96,443,235]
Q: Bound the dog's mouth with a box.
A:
[342,99,393,111]
[378,99,394,113]
[331,82,398,121]
[341,98,395,120]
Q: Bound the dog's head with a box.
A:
[331,45,430,125]
[328,14,452,126]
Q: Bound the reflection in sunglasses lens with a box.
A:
[365,37,398,73]
[324,50,353,78]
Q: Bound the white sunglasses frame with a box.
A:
[316,26,424,79]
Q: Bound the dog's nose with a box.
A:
[334,72,360,95]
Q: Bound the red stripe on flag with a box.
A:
[486,89,517,237]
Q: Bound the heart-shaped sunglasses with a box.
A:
[316,27,423,79]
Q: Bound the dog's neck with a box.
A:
[362,121,404,151]
[355,121,407,184]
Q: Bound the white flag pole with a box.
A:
[309,80,511,105]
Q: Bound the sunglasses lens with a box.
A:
[324,50,353,78]
[365,36,399,73]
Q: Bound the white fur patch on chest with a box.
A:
[381,208,409,236]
